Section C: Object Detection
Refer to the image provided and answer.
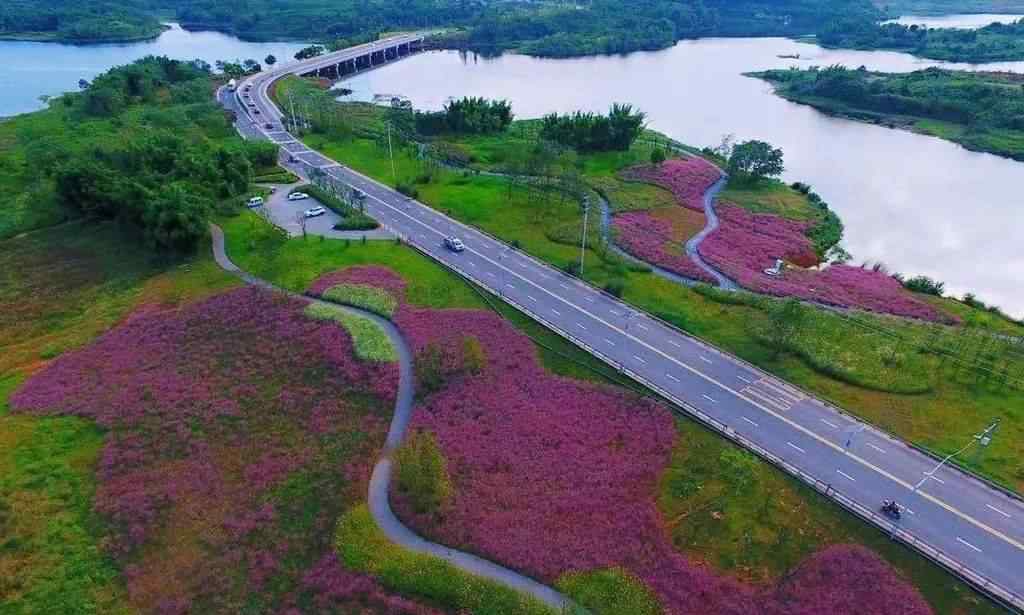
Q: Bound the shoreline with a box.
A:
[0,23,170,45]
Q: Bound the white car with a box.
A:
[288,192,309,201]
[304,206,326,218]
[444,236,466,252]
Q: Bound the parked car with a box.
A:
[288,192,309,201]
[444,236,466,252]
[247,196,264,208]
[264,123,274,130]
[253,108,260,115]
[304,206,327,218]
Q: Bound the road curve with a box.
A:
[225,41,1024,612]
[209,224,574,611]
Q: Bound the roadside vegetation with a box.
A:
[274,77,1024,493]
[755,66,1024,161]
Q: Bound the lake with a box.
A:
[341,37,1024,317]
[0,23,308,117]
[882,13,1023,29]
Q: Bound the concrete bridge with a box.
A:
[299,37,424,80]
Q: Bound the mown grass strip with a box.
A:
[304,303,397,362]
[321,283,398,318]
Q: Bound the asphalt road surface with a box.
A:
[223,37,1024,610]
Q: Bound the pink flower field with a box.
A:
[700,205,953,322]
[620,157,723,211]
[612,210,715,282]
[10,287,435,614]
[310,267,933,615]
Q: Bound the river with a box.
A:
[0,23,308,117]
[883,13,1023,29]
[341,36,1024,317]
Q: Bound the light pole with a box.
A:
[913,418,1000,492]
[387,121,397,185]
[579,195,590,277]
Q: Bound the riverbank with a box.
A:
[751,67,1024,161]
[0,24,168,44]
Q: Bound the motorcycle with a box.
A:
[881,499,902,520]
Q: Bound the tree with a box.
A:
[264,54,277,66]
[242,59,261,74]
[142,183,210,252]
[728,139,784,182]
[650,147,666,165]
[394,430,452,515]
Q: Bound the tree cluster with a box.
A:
[414,97,513,135]
[539,104,646,152]
[50,57,268,252]
[727,140,784,182]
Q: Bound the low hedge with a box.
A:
[320,283,398,319]
[304,303,397,362]
[303,184,380,230]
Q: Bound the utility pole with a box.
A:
[387,121,397,185]
[579,196,590,277]
[913,418,1000,492]
[287,90,298,134]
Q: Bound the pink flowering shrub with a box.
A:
[9,286,426,614]
[322,267,931,615]
[308,265,408,300]
[620,157,723,211]
[700,205,953,322]
[612,210,715,282]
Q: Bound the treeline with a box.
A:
[818,17,1024,62]
[540,104,646,152]
[756,66,1024,158]
[415,98,513,135]
[0,1,163,42]
[40,57,274,251]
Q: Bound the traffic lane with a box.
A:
[254,79,1024,586]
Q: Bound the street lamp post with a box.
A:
[579,196,590,277]
[913,418,1000,492]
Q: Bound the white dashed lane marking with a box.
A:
[787,442,806,454]
[821,418,839,429]
[867,443,887,454]
[667,373,680,383]
[527,295,537,302]
[836,469,856,482]
[742,417,759,427]
[957,537,983,553]
[987,504,1012,519]
[634,355,647,364]
[700,356,713,364]
[702,394,717,404]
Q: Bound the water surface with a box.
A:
[882,13,1023,29]
[342,40,1024,316]
[0,23,308,117]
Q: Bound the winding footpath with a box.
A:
[683,176,739,290]
[208,224,574,612]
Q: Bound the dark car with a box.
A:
[264,123,274,130]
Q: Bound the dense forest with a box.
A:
[818,17,1024,62]
[755,65,1024,159]
[0,1,164,42]
[4,0,881,56]
[0,56,274,248]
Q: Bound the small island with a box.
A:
[751,66,1024,161]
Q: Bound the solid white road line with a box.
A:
[821,418,840,429]
[285,101,1024,560]
[987,504,1012,518]
[742,417,759,427]
[837,469,856,482]
[787,442,806,454]
[957,537,983,553]
[867,442,887,454]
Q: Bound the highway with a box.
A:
[225,36,1024,611]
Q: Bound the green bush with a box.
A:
[555,567,660,615]
[303,303,397,362]
[394,430,453,515]
[334,505,559,615]
[603,279,626,298]
[321,283,398,318]
[303,184,380,230]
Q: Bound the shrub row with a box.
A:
[304,303,397,362]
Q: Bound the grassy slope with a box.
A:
[0,222,240,614]
[221,207,1004,614]
[277,98,1024,491]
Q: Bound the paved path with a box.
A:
[684,176,739,290]
[223,43,1024,611]
[209,224,573,611]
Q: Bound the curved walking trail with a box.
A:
[209,224,574,612]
